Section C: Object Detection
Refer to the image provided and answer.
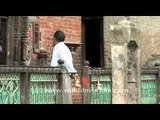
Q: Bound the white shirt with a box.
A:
[51,42,77,73]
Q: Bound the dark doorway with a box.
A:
[82,16,104,67]
[0,16,8,65]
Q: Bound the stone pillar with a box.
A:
[109,18,130,104]
[111,45,128,104]
[127,44,141,103]
[109,17,141,104]
[127,23,141,104]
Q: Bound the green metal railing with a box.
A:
[0,66,62,104]
[141,74,157,104]
[91,74,111,104]
[30,73,57,104]
[1,65,160,104]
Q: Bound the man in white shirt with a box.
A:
[51,30,81,88]
[51,30,77,74]
[51,30,79,104]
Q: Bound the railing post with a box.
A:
[82,60,91,104]
[57,59,73,104]
[20,70,30,104]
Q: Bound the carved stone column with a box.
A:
[111,45,128,104]
[109,17,141,104]
[127,23,141,104]
[13,16,21,65]
[109,18,130,104]
[20,16,29,66]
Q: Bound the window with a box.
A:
[33,22,41,53]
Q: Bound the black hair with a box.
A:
[54,30,65,42]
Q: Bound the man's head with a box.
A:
[53,30,65,43]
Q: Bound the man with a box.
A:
[51,30,81,87]
[51,30,77,74]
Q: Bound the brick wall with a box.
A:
[39,16,82,104]
[103,16,160,67]
[39,16,82,67]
